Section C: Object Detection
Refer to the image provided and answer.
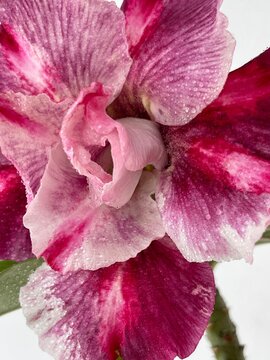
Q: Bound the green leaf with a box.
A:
[256,227,270,246]
[263,228,270,239]
[0,258,43,316]
[0,260,17,273]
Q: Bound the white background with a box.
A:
[1,0,270,359]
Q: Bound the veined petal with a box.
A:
[114,0,235,125]
[61,83,167,208]
[0,22,61,100]
[121,0,163,55]
[0,152,32,261]
[188,137,270,194]
[24,145,165,272]
[157,153,270,263]
[157,50,270,262]
[0,0,131,98]
[20,238,215,360]
[0,93,70,199]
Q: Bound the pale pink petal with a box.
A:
[117,117,167,171]
[113,0,235,125]
[0,93,70,199]
[0,152,32,260]
[157,50,270,262]
[0,0,131,98]
[20,238,215,360]
[61,83,167,208]
[24,145,165,272]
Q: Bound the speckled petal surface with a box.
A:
[0,0,131,99]
[24,145,165,272]
[121,0,163,55]
[114,0,235,125]
[0,152,32,261]
[20,238,215,360]
[0,93,70,199]
[157,50,270,262]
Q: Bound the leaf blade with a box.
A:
[0,258,43,316]
[0,260,17,272]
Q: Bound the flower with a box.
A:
[0,0,269,359]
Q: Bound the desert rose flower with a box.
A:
[0,0,269,359]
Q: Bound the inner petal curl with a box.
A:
[61,82,167,208]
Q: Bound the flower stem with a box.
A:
[207,289,245,360]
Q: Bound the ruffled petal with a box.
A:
[24,145,165,272]
[61,83,167,208]
[1,0,132,197]
[117,117,167,171]
[0,0,131,98]
[0,152,32,261]
[20,238,215,360]
[114,0,235,125]
[157,50,270,262]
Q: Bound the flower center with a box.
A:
[61,82,167,208]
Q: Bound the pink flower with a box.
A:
[0,0,269,359]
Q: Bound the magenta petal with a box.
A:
[0,0,131,98]
[122,0,163,55]
[0,152,32,261]
[24,145,165,272]
[20,238,215,360]
[157,152,270,262]
[115,0,235,125]
[157,50,270,262]
[188,137,270,194]
[197,49,270,162]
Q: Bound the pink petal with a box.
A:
[24,145,165,272]
[20,238,215,360]
[188,137,270,194]
[114,0,235,125]
[0,93,69,199]
[157,50,270,262]
[118,117,167,171]
[121,0,163,55]
[157,153,270,263]
[0,152,32,261]
[61,83,167,208]
[0,0,131,98]
[0,23,61,100]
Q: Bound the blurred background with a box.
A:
[0,0,270,359]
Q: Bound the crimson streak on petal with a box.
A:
[121,0,163,56]
[0,23,58,99]
[20,238,215,360]
[115,0,235,125]
[157,49,270,263]
[0,0,132,98]
[24,145,165,272]
[0,155,32,261]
